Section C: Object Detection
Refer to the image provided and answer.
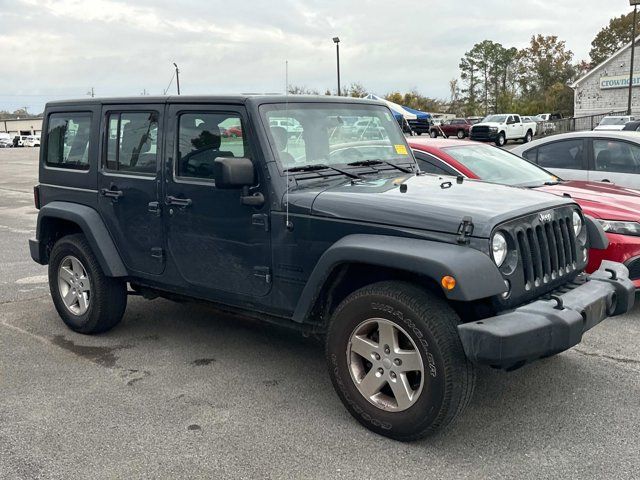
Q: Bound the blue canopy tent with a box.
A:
[362,94,431,134]
[402,106,431,121]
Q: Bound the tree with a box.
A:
[459,54,480,115]
[287,85,319,95]
[590,12,640,66]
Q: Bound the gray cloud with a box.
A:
[0,0,628,113]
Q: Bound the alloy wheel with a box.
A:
[58,255,91,315]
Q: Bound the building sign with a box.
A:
[600,74,640,90]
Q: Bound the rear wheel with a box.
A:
[523,130,533,143]
[326,281,476,441]
[48,234,127,334]
[429,130,438,138]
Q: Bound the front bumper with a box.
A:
[469,131,499,141]
[458,261,634,369]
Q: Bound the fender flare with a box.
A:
[33,201,127,277]
[292,234,507,323]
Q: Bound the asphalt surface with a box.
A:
[1,148,639,480]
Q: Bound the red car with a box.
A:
[222,125,243,138]
[429,118,473,139]
[409,138,640,287]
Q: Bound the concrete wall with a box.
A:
[0,118,43,136]
[574,42,640,118]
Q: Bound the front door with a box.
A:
[164,104,271,297]
[98,105,165,275]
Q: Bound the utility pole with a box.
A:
[333,37,341,96]
[87,87,95,98]
[628,0,640,115]
[173,63,181,95]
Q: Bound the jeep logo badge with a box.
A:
[539,212,552,223]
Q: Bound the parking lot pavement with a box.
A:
[1,148,639,479]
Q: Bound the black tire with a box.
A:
[429,130,438,138]
[456,130,465,139]
[326,281,476,441]
[48,234,127,334]
[495,132,506,147]
[523,130,533,143]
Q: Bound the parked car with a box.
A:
[510,131,640,189]
[29,95,633,441]
[222,125,243,138]
[0,138,13,148]
[13,135,29,147]
[429,118,472,139]
[594,115,635,131]
[23,135,41,147]
[622,120,640,132]
[469,114,537,146]
[410,137,640,287]
[269,117,303,138]
[538,113,563,122]
[466,117,484,125]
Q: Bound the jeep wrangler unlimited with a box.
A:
[30,95,634,441]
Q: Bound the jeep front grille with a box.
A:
[515,216,577,290]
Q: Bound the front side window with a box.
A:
[443,144,556,187]
[593,139,640,173]
[177,112,248,180]
[260,103,410,169]
[45,112,92,169]
[105,112,158,174]
[537,140,584,170]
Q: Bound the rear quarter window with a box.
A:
[45,112,92,170]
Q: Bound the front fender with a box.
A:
[292,234,507,323]
[32,201,127,277]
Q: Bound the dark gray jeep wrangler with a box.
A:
[30,95,634,440]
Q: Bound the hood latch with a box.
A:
[457,216,474,245]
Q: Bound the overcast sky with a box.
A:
[0,0,631,113]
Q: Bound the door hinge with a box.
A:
[150,247,164,260]
[253,266,272,284]
[252,213,270,232]
[457,216,474,245]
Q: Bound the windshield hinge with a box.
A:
[457,216,474,245]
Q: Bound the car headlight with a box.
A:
[572,211,583,236]
[489,127,498,132]
[598,220,640,236]
[492,232,508,267]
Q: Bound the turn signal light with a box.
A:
[441,275,456,291]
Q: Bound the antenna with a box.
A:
[284,60,293,231]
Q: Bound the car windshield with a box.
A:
[260,103,413,170]
[482,115,508,123]
[600,117,628,125]
[443,144,557,187]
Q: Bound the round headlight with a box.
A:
[492,232,508,267]
[572,211,583,236]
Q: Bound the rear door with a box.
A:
[530,138,589,180]
[97,104,165,275]
[588,138,640,188]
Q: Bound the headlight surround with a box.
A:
[572,210,583,237]
[598,219,640,236]
[489,126,498,132]
[491,232,508,267]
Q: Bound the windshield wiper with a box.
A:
[346,159,414,174]
[284,164,364,180]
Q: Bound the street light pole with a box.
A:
[333,37,341,96]
[628,1,640,115]
[173,63,181,95]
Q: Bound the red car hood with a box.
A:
[537,180,640,221]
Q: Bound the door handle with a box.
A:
[166,196,192,207]
[100,188,123,199]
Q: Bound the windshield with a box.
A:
[443,144,557,187]
[482,115,508,123]
[600,117,628,126]
[260,103,413,170]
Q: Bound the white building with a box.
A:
[0,118,43,136]
[572,35,640,118]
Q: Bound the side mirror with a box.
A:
[213,157,254,189]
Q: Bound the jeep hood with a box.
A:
[291,174,574,238]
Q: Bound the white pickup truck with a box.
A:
[469,114,537,146]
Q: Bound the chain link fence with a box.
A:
[535,110,628,138]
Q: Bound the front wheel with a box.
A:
[457,130,465,139]
[326,281,476,441]
[495,132,506,147]
[48,234,127,334]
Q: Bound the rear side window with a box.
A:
[45,112,92,170]
[593,139,640,173]
[536,140,584,169]
[105,112,158,174]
